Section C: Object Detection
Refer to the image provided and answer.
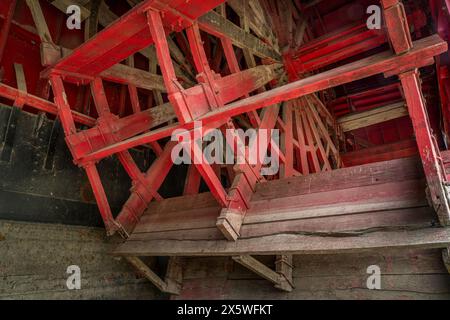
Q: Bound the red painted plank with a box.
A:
[46,0,225,77]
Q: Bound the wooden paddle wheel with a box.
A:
[1,0,450,296]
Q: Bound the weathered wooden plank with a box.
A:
[13,64,27,93]
[253,156,423,201]
[101,63,167,92]
[247,179,427,223]
[114,227,450,256]
[26,0,54,44]
[129,205,433,242]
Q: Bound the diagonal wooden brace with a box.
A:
[126,256,183,295]
[232,255,294,292]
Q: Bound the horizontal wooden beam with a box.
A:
[101,63,167,92]
[114,227,450,256]
[342,139,418,166]
[338,102,408,132]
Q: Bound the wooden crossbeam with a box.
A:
[115,227,450,257]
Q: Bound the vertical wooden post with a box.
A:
[381,0,450,225]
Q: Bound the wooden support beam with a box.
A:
[400,70,450,225]
[275,255,294,291]
[148,46,164,106]
[115,142,176,236]
[25,0,54,44]
[125,256,181,295]
[164,257,184,295]
[216,103,280,241]
[232,255,293,292]
[13,64,26,93]
[115,227,450,257]
[338,102,408,132]
[342,139,418,167]
[84,0,101,40]
[380,0,450,225]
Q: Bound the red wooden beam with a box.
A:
[381,0,450,225]
[341,139,418,166]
